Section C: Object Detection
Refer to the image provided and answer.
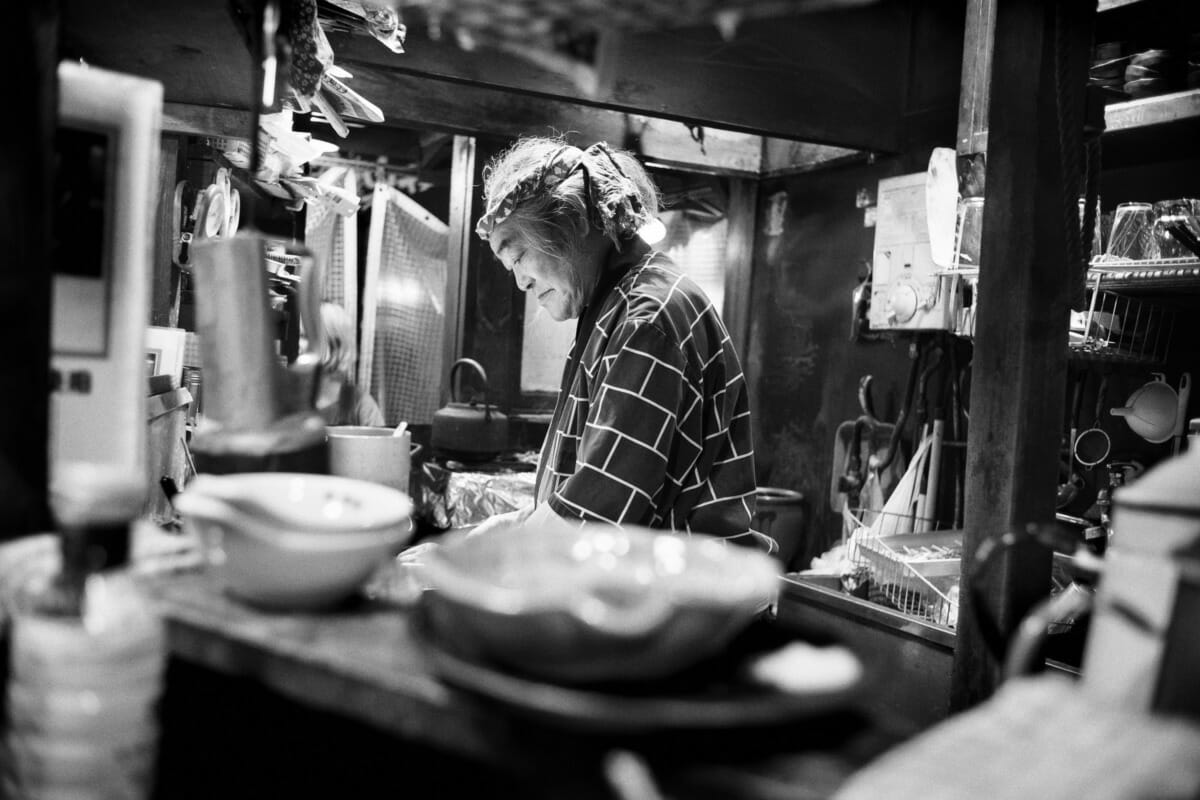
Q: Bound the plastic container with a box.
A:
[2,465,165,800]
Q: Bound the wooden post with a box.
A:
[957,0,997,156]
[721,177,757,362]
[442,135,477,405]
[0,1,57,538]
[951,0,1095,708]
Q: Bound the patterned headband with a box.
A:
[475,142,648,242]
[475,145,583,240]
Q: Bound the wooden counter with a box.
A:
[140,569,531,768]
[777,576,956,730]
[137,567,902,799]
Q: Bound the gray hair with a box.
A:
[477,137,660,261]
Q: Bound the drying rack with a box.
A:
[1070,270,1178,365]
[843,507,962,629]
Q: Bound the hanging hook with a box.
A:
[858,375,881,426]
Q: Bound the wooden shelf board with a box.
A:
[1105,89,1200,132]
[1098,0,1149,11]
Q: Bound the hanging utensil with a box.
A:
[1111,372,1178,445]
[1075,375,1110,469]
[1172,372,1191,455]
[1058,371,1088,509]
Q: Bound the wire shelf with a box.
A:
[1088,256,1200,294]
[1068,273,1177,365]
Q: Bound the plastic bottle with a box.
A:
[3,463,165,799]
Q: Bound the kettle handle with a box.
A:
[449,358,491,406]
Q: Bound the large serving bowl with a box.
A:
[175,473,413,610]
[416,521,781,684]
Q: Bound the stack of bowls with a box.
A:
[1124,49,1185,99]
[1090,41,1129,101]
[175,472,413,610]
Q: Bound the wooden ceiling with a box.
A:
[60,0,964,174]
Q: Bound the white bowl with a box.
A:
[183,472,413,533]
[417,521,781,683]
[176,473,413,610]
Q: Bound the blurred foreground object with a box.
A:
[416,520,780,683]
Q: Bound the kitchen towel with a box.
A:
[361,183,447,425]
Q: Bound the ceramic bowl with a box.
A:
[182,472,412,534]
[1124,63,1161,81]
[1123,77,1170,98]
[416,521,781,684]
[176,473,413,610]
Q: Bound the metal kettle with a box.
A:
[431,358,509,460]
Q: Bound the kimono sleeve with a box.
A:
[547,321,695,525]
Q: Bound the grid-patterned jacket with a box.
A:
[536,240,762,548]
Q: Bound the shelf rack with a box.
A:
[1088,257,1200,294]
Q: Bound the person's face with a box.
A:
[488,219,592,321]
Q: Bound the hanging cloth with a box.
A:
[360,183,448,425]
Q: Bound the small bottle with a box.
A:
[3,463,165,799]
[182,365,203,426]
[1189,418,1199,452]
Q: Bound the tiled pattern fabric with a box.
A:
[538,242,762,547]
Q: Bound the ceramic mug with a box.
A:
[327,426,417,496]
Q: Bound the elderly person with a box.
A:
[471,137,768,551]
[315,302,386,427]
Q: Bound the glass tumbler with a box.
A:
[955,196,984,269]
[1106,202,1159,261]
[1152,198,1200,260]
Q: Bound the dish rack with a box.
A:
[845,512,962,629]
[1070,271,1177,365]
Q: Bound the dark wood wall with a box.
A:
[747,154,928,568]
[0,2,57,538]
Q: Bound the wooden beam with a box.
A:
[759,139,867,178]
[163,103,254,139]
[957,0,997,154]
[721,178,758,363]
[0,1,57,537]
[163,82,767,178]
[950,0,1095,709]
[337,63,767,175]
[63,0,928,164]
[151,137,182,327]
[442,135,476,405]
[324,5,909,152]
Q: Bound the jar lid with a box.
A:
[1113,448,1200,516]
[49,461,145,527]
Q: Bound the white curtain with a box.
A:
[360,183,448,425]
